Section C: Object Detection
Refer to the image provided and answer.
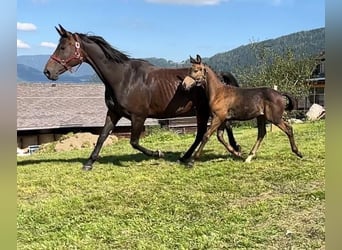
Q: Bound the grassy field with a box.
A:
[17,120,325,249]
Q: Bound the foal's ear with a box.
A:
[190,55,197,64]
[196,54,202,63]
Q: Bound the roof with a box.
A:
[17,83,159,131]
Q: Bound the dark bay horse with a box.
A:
[182,55,303,163]
[43,25,240,170]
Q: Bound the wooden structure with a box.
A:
[17,83,159,149]
[298,51,325,110]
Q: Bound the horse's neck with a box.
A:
[205,67,222,102]
[82,41,125,84]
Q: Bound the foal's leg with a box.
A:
[217,122,242,158]
[224,120,241,152]
[130,115,164,157]
[245,117,267,163]
[194,115,223,159]
[83,110,121,171]
[275,119,303,158]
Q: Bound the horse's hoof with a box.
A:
[177,157,194,168]
[82,165,93,171]
[177,156,187,164]
[232,144,241,152]
[186,159,195,168]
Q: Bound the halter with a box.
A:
[50,33,84,73]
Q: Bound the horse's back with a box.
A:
[147,67,189,84]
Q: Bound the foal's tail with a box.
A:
[282,92,297,111]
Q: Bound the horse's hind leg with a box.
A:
[245,117,266,163]
[130,115,163,157]
[275,119,303,158]
[83,110,121,171]
[224,120,241,152]
[217,122,242,158]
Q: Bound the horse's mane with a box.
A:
[77,33,130,63]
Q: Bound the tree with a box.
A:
[235,43,317,98]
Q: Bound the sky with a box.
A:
[17,0,325,63]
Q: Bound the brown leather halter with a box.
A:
[50,34,84,72]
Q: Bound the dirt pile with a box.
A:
[53,132,118,152]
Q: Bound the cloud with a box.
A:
[40,42,57,48]
[17,22,37,31]
[17,39,30,49]
[145,0,224,5]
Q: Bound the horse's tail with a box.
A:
[282,92,297,111]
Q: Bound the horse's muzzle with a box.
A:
[181,76,196,90]
[43,69,58,81]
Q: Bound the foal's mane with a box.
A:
[77,33,130,63]
[195,61,239,87]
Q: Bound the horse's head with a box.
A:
[181,54,207,90]
[44,24,85,81]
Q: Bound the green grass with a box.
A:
[17,120,325,249]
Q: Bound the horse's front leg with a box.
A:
[130,115,163,157]
[194,115,223,159]
[179,111,209,164]
[83,110,121,171]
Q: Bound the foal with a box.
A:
[182,55,303,163]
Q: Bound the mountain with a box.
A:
[16,55,179,83]
[205,27,325,73]
[17,27,324,83]
[17,64,95,83]
[17,55,96,78]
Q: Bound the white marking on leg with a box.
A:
[245,155,253,163]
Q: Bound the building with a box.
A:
[17,83,159,149]
[299,51,325,110]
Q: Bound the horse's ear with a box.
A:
[55,26,63,37]
[196,54,202,63]
[55,24,69,37]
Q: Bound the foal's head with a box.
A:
[182,54,207,90]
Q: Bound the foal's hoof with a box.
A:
[157,150,164,158]
[297,152,303,158]
[244,155,253,163]
[82,165,93,171]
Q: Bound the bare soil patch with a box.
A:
[53,132,118,152]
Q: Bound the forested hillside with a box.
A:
[205,27,324,73]
[17,27,324,83]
